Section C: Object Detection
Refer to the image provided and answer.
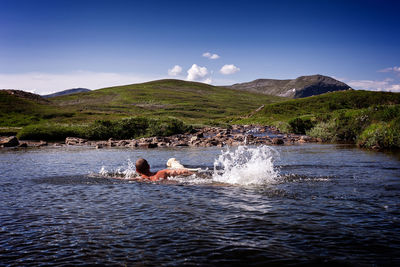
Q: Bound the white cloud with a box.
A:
[347,78,400,92]
[378,66,400,74]
[168,65,182,76]
[0,71,159,95]
[186,64,211,84]
[219,64,240,75]
[388,84,400,91]
[202,52,220,60]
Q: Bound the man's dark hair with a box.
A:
[136,158,150,173]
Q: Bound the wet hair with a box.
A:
[135,158,150,173]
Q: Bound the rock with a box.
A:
[95,141,108,149]
[126,141,138,148]
[65,137,87,145]
[0,136,19,147]
[174,141,189,147]
[117,140,128,147]
[107,138,116,147]
[272,138,284,145]
[38,140,47,147]
[138,142,158,148]
[18,143,28,148]
[157,142,167,147]
[149,143,158,148]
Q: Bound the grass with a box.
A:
[1,80,285,139]
[0,90,74,126]
[1,79,285,127]
[3,82,400,150]
[235,90,400,149]
[48,79,285,125]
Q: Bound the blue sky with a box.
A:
[0,0,399,94]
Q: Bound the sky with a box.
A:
[0,0,399,94]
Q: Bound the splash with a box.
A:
[212,145,280,185]
[98,159,139,179]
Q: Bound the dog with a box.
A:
[166,158,185,169]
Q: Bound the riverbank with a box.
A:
[0,125,321,149]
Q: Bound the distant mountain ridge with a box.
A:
[228,74,351,98]
[42,88,91,98]
[1,89,49,103]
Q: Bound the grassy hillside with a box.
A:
[236,90,400,149]
[0,90,73,127]
[1,79,285,139]
[48,79,285,125]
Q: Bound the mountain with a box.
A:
[42,88,91,98]
[228,74,351,98]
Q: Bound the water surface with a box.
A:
[0,144,399,266]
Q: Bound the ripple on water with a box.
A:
[0,145,400,265]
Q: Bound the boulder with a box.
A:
[117,140,128,147]
[0,136,19,147]
[95,141,108,149]
[174,141,189,147]
[138,142,158,148]
[157,142,167,147]
[272,138,284,145]
[38,140,47,147]
[65,137,87,145]
[18,142,28,148]
[107,138,116,147]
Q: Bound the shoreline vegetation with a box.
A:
[235,90,400,150]
[1,80,399,150]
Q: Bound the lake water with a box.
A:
[1,144,399,266]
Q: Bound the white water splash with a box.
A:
[212,145,280,185]
[98,159,139,179]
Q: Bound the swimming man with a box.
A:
[135,158,193,181]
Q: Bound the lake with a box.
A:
[0,144,399,266]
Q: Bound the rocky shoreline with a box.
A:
[0,125,321,149]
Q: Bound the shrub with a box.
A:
[306,120,336,142]
[17,124,86,141]
[357,119,400,149]
[17,117,190,141]
[274,121,291,133]
[85,117,189,140]
[288,117,314,134]
[146,117,190,137]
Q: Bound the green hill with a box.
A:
[236,90,400,149]
[0,90,69,127]
[48,79,285,125]
[1,80,285,138]
[3,80,399,149]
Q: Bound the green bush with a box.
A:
[17,117,190,141]
[306,120,336,141]
[17,124,86,141]
[85,117,189,140]
[274,121,291,133]
[288,117,314,134]
[357,119,400,149]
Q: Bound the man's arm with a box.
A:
[150,169,193,181]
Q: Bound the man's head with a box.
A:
[136,158,150,174]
